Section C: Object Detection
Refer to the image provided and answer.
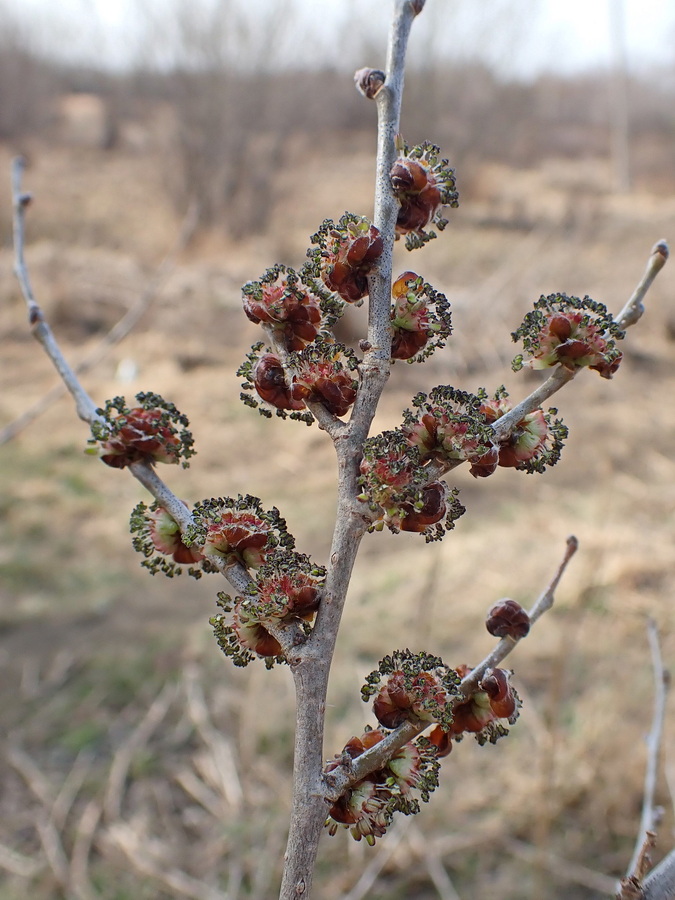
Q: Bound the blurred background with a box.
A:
[1,1,674,898]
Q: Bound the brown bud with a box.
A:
[481,668,517,719]
[485,598,530,639]
[354,67,386,99]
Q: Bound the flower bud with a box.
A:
[485,598,531,639]
[354,67,386,99]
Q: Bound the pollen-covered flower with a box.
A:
[242,264,338,351]
[211,594,284,669]
[86,393,194,469]
[449,664,520,746]
[326,777,392,845]
[324,728,440,843]
[233,551,325,623]
[130,501,212,579]
[290,341,359,417]
[390,140,459,250]
[512,293,624,378]
[402,386,498,478]
[306,214,383,303]
[479,387,568,473]
[362,650,462,731]
[185,495,294,569]
[390,271,453,362]
[358,430,465,540]
[237,343,313,424]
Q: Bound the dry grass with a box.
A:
[0,135,674,899]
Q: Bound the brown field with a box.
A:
[0,130,674,900]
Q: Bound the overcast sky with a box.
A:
[5,0,674,78]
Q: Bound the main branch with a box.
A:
[278,3,421,897]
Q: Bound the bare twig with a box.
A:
[341,818,411,900]
[103,681,177,822]
[13,157,101,425]
[621,619,671,890]
[0,841,45,878]
[505,838,617,895]
[69,800,102,900]
[615,240,669,329]
[1,200,198,445]
[460,534,579,696]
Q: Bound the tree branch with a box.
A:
[325,535,578,802]
[278,4,421,897]
[625,619,670,879]
[1,199,198,446]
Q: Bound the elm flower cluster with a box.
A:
[402,386,499,477]
[210,551,325,667]
[390,271,453,362]
[238,341,359,422]
[390,140,459,250]
[358,430,465,541]
[184,495,294,569]
[130,500,215,579]
[479,386,568,474]
[512,293,624,378]
[324,727,440,844]
[428,665,521,756]
[86,392,194,469]
[306,213,383,304]
[242,264,339,352]
[362,650,462,732]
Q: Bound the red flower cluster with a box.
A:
[87,393,194,469]
[479,387,567,474]
[362,650,461,732]
[390,271,453,362]
[186,495,294,569]
[358,430,465,540]
[428,665,520,756]
[512,293,624,379]
[251,351,306,414]
[402,386,498,478]
[211,551,325,667]
[130,500,212,580]
[239,341,359,422]
[325,728,439,844]
[290,342,359,417]
[390,140,459,249]
[242,264,336,352]
[307,214,383,303]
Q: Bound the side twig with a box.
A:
[1,199,198,446]
[618,619,672,899]
[325,535,578,801]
